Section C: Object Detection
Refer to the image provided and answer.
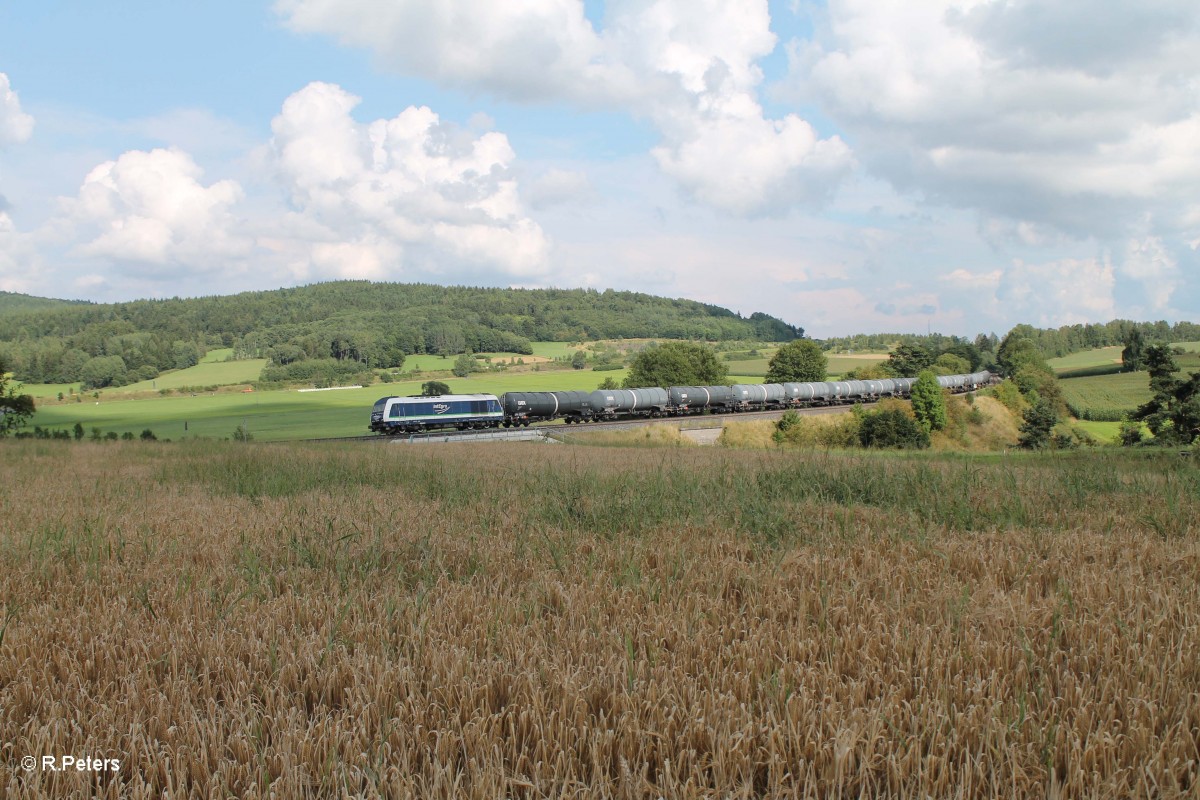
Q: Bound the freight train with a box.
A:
[369,371,995,434]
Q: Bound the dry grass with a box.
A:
[1,440,1198,798]
[718,412,861,450]
[557,423,695,448]
[931,396,1021,452]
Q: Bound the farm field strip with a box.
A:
[1,443,1197,797]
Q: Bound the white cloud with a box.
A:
[996,256,1116,326]
[790,0,1200,238]
[268,81,550,279]
[276,0,853,216]
[1121,236,1179,312]
[0,73,33,146]
[59,148,247,273]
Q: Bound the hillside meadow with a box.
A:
[1,440,1198,798]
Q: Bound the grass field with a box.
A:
[1058,349,1200,419]
[1048,346,1123,375]
[826,353,887,376]
[723,358,771,376]
[1072,419,1120,442]
[28,368,634,441]
[17,382,82,400]
[1,442,1197,797]
[1059,371,1153,417]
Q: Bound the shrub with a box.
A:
[858,408,930,449]
[1018,397,1059,449]
[1117,419,1144,447]
[988,380,1025,414]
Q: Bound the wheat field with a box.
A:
[1,440,1197,798]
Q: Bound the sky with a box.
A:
[0,1,1196,338]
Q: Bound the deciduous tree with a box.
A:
[764,340,827,383]
[623,342,727,388]
[910,370,947,432]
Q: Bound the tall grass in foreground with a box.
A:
[1,440,1198,798]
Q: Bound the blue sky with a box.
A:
[1,1,1196,337]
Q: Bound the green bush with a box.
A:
[858,408,930,449]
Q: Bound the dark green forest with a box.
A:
[0,282,802,387]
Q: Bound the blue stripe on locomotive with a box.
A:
[386,397,502,420]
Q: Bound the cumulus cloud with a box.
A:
[59,148,247,273]
[0,73,34,146]
[789,0,1200,238]
[996,257,1116,326]
[276,0,853,216]
[1121,236,1180,313]
[268,81,550,279]
[276,0,621,103]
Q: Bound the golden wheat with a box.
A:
[0,440,1196,798]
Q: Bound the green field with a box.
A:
[199,347,235,363]
[18,382,82,400]
[29,367,634,441]
[122,358,269,392]
[827,354,887,376]
[1058,347,1200,419]
[1071,420,1123,443]
[724,358,771,376]
[1059,372,1152,419]
[1048,346,1124,375]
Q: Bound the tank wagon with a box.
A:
[370,372,997,433]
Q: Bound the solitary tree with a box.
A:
[623,342,727,388]
[1121,329,1145,372]
[1018,396,1059,449]
[764,339,827,383]
[451,353,476,378]
[910,370,947,432]
[421,380,451,396]
[571,350,587,370]
[596,376,619,390]
[0,355,35,437]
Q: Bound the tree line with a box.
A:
[0,281,802,386]
[822,319,1200,365]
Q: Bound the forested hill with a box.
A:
[0,291,90,316]
[0,281,801,384]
